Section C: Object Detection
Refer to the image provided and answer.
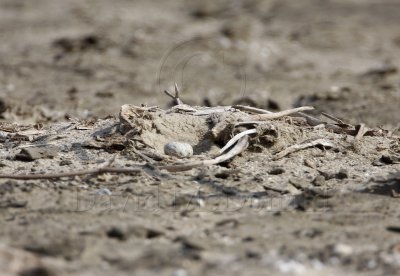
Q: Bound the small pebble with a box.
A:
[335,169,349,179]
[59,160,72,166]
[164,142,193,158]
[332,243,353,257]
[15,146,58,161]
[268,167,285,175]
[312,175,326,186]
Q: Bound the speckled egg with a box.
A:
[164,142,193,158]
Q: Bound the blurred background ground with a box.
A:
[0,0,399,127]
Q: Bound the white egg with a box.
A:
[164,142,193,158]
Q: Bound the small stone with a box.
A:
[215,218,239,228]
[172,194,203,207]
[304,159,317,169]
[59,160,72,166]
[106,227,126,241]
[312,175,326,186]
[335,169,349,179]
[164,142,193,158]
[15,146,58,161]
[289,177,310,190]
[221,187,237,196]
[172,269,188,276]
[175,236,205,251]
[332,243,353,257]
[268,167,285,175]
[294,228,322,239]
[381,155,400,164]
[106,225,164,241]
[245,250,261,259]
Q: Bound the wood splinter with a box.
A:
[274,138,336,160]
[219,129,257,154]
[249,106,314,121]
[164,82,184,105]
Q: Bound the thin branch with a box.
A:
[219,129,257,154]
[211,135,249,163]
[128,141,156,164]
[0,167,144,180]
[233,105,324,126]
[321,112,346,125]
[164,82,183,105]
[213,106,315,139]
[274,139,335,160]
[388,124,399,137]
[249,106,314,121]
[296,112,324,126]
[174,82,182,103]
[354,124,368,141]
[232,105,273,114]
[192,106,232,116]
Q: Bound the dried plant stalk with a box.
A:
[249,106,314,121]
[274,139,335,160]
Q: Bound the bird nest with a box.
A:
[0,85,391,180]
[117,85,386,172]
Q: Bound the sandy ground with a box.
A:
[0,0,400,275]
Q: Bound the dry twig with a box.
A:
[233,105,273,114]
[219,129,257,154]
[128,141,156,164]
[274,139,335,160]
[388,124,400,137]
[192,106,232,116]
[321,112,346,125]
[234,105,324,127]
[249,106,314,121]
[354,124,368,141]
[164,82,184,105]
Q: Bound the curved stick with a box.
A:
[219,129,257,154]
[250,106,314,120]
